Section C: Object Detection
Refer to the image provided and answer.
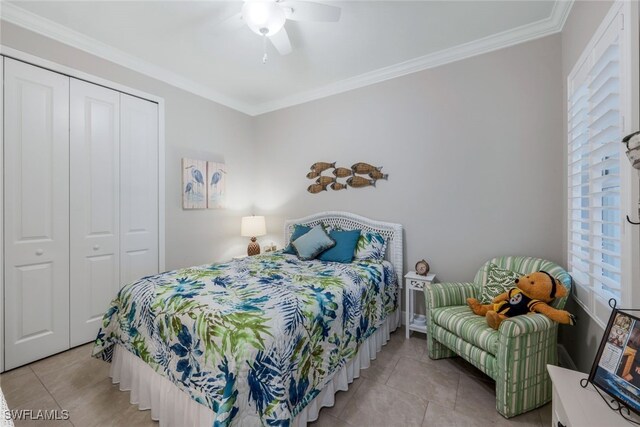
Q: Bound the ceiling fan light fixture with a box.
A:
[242,1,286,37]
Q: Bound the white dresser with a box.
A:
[548,365,639,426]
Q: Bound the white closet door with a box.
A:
[4,58,70,369]
[70,79,121,346]
[120,94,159,284]
[1,57,4,373]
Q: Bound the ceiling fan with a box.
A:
[218,0,342,63]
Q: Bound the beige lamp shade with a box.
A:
[241,216,266,256]
[241,216,266,237]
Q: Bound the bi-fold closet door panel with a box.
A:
[120,94,159,285]
[3,58,70,370]
[2,57,161,370]
[69,79,121,346]
[1,55,4,373]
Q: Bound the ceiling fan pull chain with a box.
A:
[262,32,268,64]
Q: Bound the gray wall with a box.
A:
[253,35,564,309]
[559,0,614,373]
[0,22,256,271]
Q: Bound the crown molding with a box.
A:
[0,1,255,115]
[553,0,575,32]
[1,0,574,117]
[251,0,575,115]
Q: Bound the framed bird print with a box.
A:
[182,158,207,209]
[207,161,227,209]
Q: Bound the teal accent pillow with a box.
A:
[283,225,312,254]
[318,229,361,263]
[478,264,522,303]
[291,225,336,260]
[354,231,387,261]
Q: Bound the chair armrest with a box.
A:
[499,313,556,338]
[424,282,480,309]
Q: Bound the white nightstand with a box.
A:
[404,271,436,338]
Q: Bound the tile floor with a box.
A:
[0,331,551,427]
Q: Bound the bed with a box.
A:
[92,211,403,426]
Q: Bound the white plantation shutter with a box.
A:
[568,3,630,326]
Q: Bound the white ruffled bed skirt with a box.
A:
[0,387,14,427]
[109,310,400,427]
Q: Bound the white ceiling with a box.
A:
[1,1,571,115]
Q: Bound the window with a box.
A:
[567,2,633,327]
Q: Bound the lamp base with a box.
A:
[247,237,260,256]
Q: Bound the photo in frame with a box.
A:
[207,161,227,209]
[588,308,640,416]
[182,158,207,209]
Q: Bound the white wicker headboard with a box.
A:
[284,211,404,284]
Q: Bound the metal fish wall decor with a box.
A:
[316,176,336,186]
[330,182,348,191]
[332,167,352,178]
[347,176,376,188]
[306,161,388,194]
[368,169,388,180]
[351,162,382,174]
[307,183,328,194]
[310,162,336,173]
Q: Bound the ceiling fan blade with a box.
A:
[269,27,292,55]
[213,12,244,35]
[281,1,341,22]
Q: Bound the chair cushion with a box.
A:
[431,305,499,355]
[431,324,497,379]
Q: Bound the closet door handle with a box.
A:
[93,245,100,251]
[35,249,44,256]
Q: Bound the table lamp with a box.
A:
[241,215,266,256]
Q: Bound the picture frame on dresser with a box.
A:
[587,308,640,418]
[547,306,640,427]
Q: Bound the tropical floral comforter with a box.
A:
[92,252,398,426]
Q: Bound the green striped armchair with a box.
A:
[424,256,572,418]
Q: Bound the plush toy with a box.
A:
[467,271,576,329]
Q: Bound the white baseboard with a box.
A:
[558,344,577,370]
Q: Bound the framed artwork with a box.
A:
[588,308,640,417]
[207,161,227,209]
[183,158,207,209]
